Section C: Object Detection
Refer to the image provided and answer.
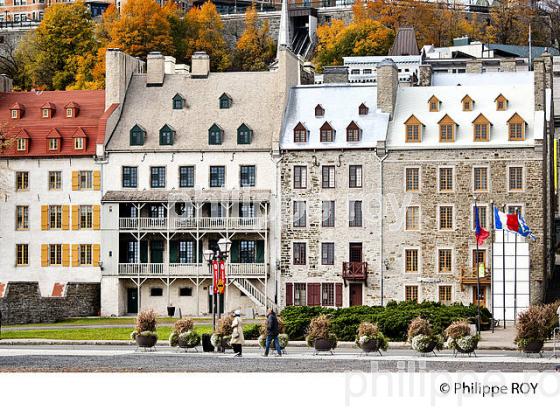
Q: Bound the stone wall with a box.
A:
[0,282,100,325]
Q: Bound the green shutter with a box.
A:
[230,240,240,263]
[140,241,148,263]
[169,241,179,263]
[256,240,264,263]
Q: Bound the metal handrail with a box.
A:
[554,327,559,358]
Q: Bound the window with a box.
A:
[16,206,28,230]
[349,165,362,188]
[16,138,26,151]
[42,108,50,118]
[240,203,255,218]
[237,124,252,144]
[66,108,73,118]
[178,241,194,263]
[346,121,361,142]
[438,168,453,192]
[150,167,166,188]
[208,124,223,145]
[80,206,93,229]
[507,205,523,215]
[293,243,306,265]
[293,201,306,227]
[320,122,335,142]
[240,165,256,187]
[130,125,145,146]
[348,200,362,227]
[209,166,225,188]
[405,249,418,273]
[495,94,508,111]
[122,167,138,188]
[79,171,93,190]
[439,206,454,230]
[428,96,440,112]
[74,137,84,150]
[172,94,185,109]
[508,114,525,141]
[150,288,163,297]
[473,114,491,142]
[293,165,307,189]
[322,201,335,227]
[509,167,523,191]
[79,244,92,265]
[359,103,369,115]
[49,205,62,229]
[405,285,418,301]
[439,285,452,304]
[159,125,174,145]
[405,206,419,231]
[472,205,487,229]
[439,124,454,142]
[49,244,62,265]
[16,171,28,191]
[321,243,334,265]
[11,109,18,119]
[16,244,28,266]
[219,93,232,109]
[405,168,419,192]
[438,249,452,273]
[472,249,487,273]
[315,104,325,117]
[179,287,193,297]
[322,283,335,306]
[462,95,473,111]
[293,122,307,143]
[322,166,335,188]
[405,115,423,142]
[294,283,307,305]
[179,166,195,188]
[48,171,62,190]
[240,240,256,263]
[48,138,58,151]
[473,167,488,192]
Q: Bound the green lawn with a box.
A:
[3,316,211,328]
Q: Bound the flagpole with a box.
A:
[502,205,506,329]
[491,201,495,333]
[514,210,518,324]
[474,197,481,337]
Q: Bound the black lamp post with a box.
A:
[204,238,232,333]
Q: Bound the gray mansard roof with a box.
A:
[106,71,283,152]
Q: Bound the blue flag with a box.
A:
[517,214,536,241]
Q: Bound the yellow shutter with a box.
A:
[41,205,49,230]
[72,205,79,230]
[72,244,79,267]
[93,205,101,230]
[62,205,70,230]
[93,170,101,191]
[62,244,70,267]
[41,244,49,267]
[72,171,79,191]
[93,244,100,267]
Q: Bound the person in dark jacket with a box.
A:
[263,308,282,357]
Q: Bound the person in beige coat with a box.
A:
[231,309,244,357]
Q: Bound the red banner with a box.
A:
[218,260,226,294]
[212,260,219,294]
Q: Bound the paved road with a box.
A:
[0,345,558,372]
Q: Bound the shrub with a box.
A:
[169,331,179,347]
[174,318,194,334]
[306,314,331,341]
[407,317,432,341]
[515,305,551,348]
[542,302,559,336]
[356,322,388,351]
[178,330,201,348]
[243,324,261,340]
[445,320,471,339]
[135,309,157,333]
[217,316,233,336]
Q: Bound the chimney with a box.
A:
[466,60,483,73]
[377,59,398,117]
[499,58,517,72]
[418,64,432,86]
[0,74,13,93]
[533,51,553,112]
[323,66,348,83]
[164,56,176,74]
[191,51,210,78]
[146,51,165,86]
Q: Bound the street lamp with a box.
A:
[218,238,232,255]
[203,250,216,332]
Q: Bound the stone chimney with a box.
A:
[164,56,176,74]
[191,51,210,78]
[146,51,165,86]
[105,48,145,110]
[0,74,13,93]
[499,58,517,72]
[323,66,348,83]
[418,64,432,86]
[533,51,553,111]
[377,59,398,117]
[466,60,483,73]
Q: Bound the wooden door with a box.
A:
[127,288,138,314]
[473,286,487,308]
[349,283,363,306]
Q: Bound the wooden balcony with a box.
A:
[117,262,267,278]
[119,217,266,231]
[342,262,368,282]
[459,269,491,291]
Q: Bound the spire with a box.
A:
[278,0,288,50]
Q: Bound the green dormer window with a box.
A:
[159,124,175,145]
[237,123,253,145]
[130,124,146,146]
[172,93,185,110]
[219,93,232,109]
[209,123,224,145]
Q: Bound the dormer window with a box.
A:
[130,124,146,146]
[11,110,18,119]
[41,102,55,118]
[74,137,84,150]
[64,102,79,118]
[14,129,30,152]
[438,114,456,143]
[208,123,224,145]
[10,103,24,119]
[507,113,526,141]
[428,95,440,112]
[219,93,232,109]
[314,104,325,117]
[237,123,253,144]
[293,122,308,143]
[346,121,361,142]
[46,128,62,152]
[320,122,335,142]
[472,114,492,142]
[48,138,59,151]
[495,94,508,111]
[461,95,474,111]
[404,115,423,143]
[159,124,175,145]
[359,103,369,115]
[17,138,27,151]
[172,93,185,110]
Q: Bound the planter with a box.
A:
[360,339,381,354]
[136,334,157,348]
[314,338,334,352]
[455,341,478,354]
[414,340,436,354]
[522,340,545,354]
[167,306,176,317]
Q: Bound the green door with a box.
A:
[151,240,164,263]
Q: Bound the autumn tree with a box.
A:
[163,1,189,63]
[185,2,231,71]
[486,0,532,45]
[233,5,275,71]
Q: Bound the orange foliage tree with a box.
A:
[234,5,275,71]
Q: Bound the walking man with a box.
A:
[263,308,282,357]
[231,310,244,357]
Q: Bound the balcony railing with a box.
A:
[117,262,267,277]
[119,217,266,231]
[342,262,368,281]
[459,269,491,290]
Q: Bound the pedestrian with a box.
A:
[230,310,244,357]
[557,304,560,329]
[263,307,282,357]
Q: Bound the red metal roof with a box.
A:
[0,90,105,158]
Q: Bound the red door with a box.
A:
[349,283,363,306]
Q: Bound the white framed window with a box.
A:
[404,248,420,274]
[437,248,453,273]
[473,166,489,192]
[74,137,84,150]
[438,166,454,192]
[16,138,26,151]
[507,166,524,191]
[405,206,420,231]
[438,204,454,231]
[79,244,92,265]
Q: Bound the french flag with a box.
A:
[474,206,489,245]
[494,207,519,232]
